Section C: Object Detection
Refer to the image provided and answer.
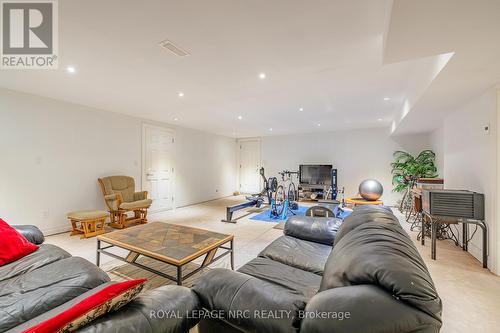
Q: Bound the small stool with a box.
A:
[68,210,108,239]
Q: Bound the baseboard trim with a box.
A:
[174,195,233,210]
[41,224,72,236]
[467,242,485,266]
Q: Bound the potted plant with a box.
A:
[391,150,438,212]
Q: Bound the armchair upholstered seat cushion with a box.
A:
[98,175,152,229]
[120,199,153,210]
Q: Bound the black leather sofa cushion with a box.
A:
[198,317,245,333]
[258,236,331,276]
[320,221,442,323]
[193,268,308,333]
[9,282,116,332]
[333,208,400,246]
[284,216,342,245]
[0,257,110,332]
[301,285,442,333]
[12,225,45,245]
[238,257,322,299]
[0,244,70,283]
[77,285,200,333]
[12,284,201,333]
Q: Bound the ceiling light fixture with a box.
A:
[299,107,304,112]
[66,66,76,73]
[383,97,390,101]
[317,123,321,127]
[178,92,184,97]
[158,39,190,57]
[377,118,383,121]
[237,115,243,120]
[174,117,179,121]
[269,128,273,131]
[259,72,266,79]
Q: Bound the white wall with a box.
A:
[260,128,432,206]
[0,88,237,235]
[429,127,445,176]
[429,87,499,274]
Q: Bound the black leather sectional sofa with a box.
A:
[3,205,442,333]
[193,205,443,333]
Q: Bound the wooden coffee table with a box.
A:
[96,222,234,285]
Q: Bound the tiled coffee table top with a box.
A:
[98,222,233,265]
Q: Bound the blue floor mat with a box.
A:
[250,205,308,223]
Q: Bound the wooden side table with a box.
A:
[68,210,108,239]
[345,197,383,206]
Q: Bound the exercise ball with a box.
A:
[359,179,383,201]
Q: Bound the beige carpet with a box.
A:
[273,221,286,230]
[103,257,208,290]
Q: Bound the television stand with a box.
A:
[298,184,330,201]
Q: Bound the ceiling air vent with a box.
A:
[158,39,190,57]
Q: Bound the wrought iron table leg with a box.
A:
[177,266,183,286]
[96,240,101,267]
[462,223,468,251]
[431,219,437,260]
[421,215,425,246]
[230,239,235,270]
[478,221,488,269]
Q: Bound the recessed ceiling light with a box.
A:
[377,118,383,121]
[259,72,266,79]
[237,115,243,120]
[174,117,179,121]
[66,66,76,73]
[178,92,185,97]
[383,97,390,101]
[158,39,190,57]
[269,128,273,131]
[317,123,321,127]
[299,107,304,112]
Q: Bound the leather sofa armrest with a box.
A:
[134,191,148,201]
[193,268,306,333]
[284,216,342,245]
[300,285,442,333]
[77,285,200,333]
[13,225,44,245]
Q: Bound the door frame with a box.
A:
[141,123,176,213]
[237,137,262,193]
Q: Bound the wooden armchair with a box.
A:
[98,176,152,229]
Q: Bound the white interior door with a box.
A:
[142,124,175,212]
[239,139,261,193]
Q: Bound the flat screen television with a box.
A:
[299,165,332,186]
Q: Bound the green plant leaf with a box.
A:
[391,149,438,192]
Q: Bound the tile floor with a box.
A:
[45,196,500,333]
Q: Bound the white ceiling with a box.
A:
[1,0,499,137]
[386,0,500,135]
